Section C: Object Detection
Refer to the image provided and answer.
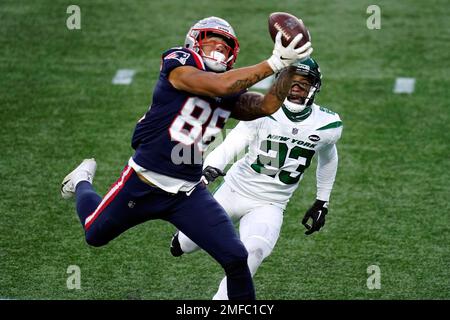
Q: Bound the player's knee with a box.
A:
[248,246,264,262]
[223,259,249,278]
[244,237,272,261]
[85,231,109,247]
[231,241,249,262]
[217,241,248,269]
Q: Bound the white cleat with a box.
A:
[61,158,97,199]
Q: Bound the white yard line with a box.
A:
[112,69,136,85]
[394,77,415,94]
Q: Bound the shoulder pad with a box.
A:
[162,47,205,71]
[313,105,342,131]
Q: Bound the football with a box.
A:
[268,12,311,48]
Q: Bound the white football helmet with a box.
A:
[184,17,240,72]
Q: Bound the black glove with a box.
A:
[301,200,328,235]
[202,166,225,185]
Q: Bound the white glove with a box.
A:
[267,31,313,72]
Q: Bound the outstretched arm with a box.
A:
[231,67,295,120]
[168,62,274,97]
[169,31,312,98]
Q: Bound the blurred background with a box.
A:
[0,0,449,299]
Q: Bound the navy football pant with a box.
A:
[74,165,255,300]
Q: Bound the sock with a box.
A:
[213,277,228,300]
[75,181,102,228]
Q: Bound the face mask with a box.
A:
[283,97,307,113]
[203,51,227,72]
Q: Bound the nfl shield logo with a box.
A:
[292,128,299,135]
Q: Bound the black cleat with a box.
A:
[170,231,184,257]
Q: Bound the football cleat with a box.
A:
[61,158,97,199]
[170,231,184,257]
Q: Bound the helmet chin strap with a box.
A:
[202,51,227,72]
[283,98,307,113]
[284,85,317,113]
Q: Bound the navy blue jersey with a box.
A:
[131,47,243,182]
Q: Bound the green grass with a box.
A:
[1,0,449,299]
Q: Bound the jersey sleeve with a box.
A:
[160,47,205,76]
[316,110,343,146]
[316,143,339,202]
[203,120,258,171]
[329,125,343,145]
[329,113,343,144]
[316,108,343,201]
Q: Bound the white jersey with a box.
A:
[204,103,342,209]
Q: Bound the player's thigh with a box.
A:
[211,182,234,215]
[239,205,284,259]
[85,169,172,244]
[214,182,259,222]
[167,185,247,265]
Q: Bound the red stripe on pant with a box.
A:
[84,165,134,231]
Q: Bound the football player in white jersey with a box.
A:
[170,57,343,300]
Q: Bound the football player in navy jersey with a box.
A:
[61,16,312,300]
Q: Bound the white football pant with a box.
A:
[177,182,283,300]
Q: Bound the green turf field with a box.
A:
[1,0,449,300]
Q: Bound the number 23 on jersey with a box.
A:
[251,140,315,184]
